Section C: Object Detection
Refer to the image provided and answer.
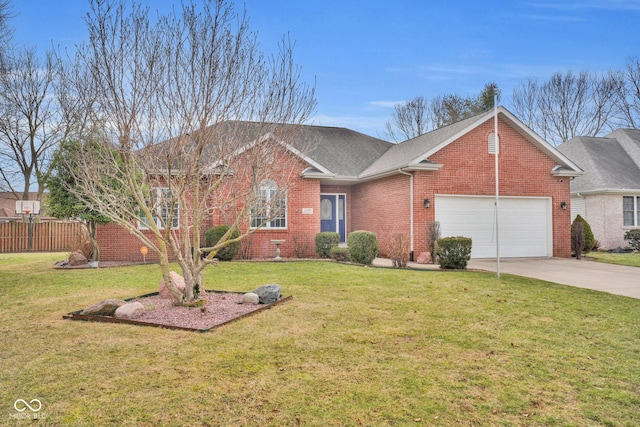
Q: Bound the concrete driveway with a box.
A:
[468,257,640,299]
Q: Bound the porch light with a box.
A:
[560,201,567,210]
[423,198,431,208]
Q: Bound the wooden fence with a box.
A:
[0,221,85,253]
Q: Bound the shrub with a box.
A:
[238,235,253,260]
[329,246,350,262]
[347,230,379,265]
[435,236,472,270]
[315,232,340,258]
[572,215,594,253]
[292,232,312,258]
[624,229,640,251]
[203,225,240,261]
[571,220,585,259]
[426,221,441,264]
[388,233,410,268]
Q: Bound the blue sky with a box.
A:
[12,0,640,138]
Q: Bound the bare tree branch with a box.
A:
[59,0,316,303]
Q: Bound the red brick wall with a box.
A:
[412,118,571,257]
[350,175,411,256]
[241,170,320,259]
[97,151,322,262]
[97,223,169,262]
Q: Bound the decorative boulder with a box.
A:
[242,292,260,305]
[68,251,88,266]
[416,252,432,264]
[114,301,145,319]
[252,284,282,304]
[159,271,186,300]
[81,299,127,316]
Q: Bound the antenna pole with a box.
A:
[494,96,500,278]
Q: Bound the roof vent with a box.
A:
[488,132,499,154]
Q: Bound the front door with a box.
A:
[320,194,346,243]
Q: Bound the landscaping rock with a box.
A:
[159,271,186,300]
[253,284,282,304]
[81,299,127,316]
[114,301,145,319]
[416,252,432,264]
[242,292,260,305]
[68,251,88,266]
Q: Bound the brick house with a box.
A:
[97,106,583,261]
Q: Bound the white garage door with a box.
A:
[435,195,552,258]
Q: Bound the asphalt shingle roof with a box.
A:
[557,130,640,192]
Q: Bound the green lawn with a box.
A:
[588,251,640,267]
[1,253,639,426]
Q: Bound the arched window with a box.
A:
[251,179,287,228]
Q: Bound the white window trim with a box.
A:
[138,187,180,230]
[251,180,287,230]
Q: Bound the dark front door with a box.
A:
[320,194,346,243]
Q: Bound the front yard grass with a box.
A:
[588,251,640,267]
[1,253,639,426]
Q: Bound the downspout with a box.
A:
[398,168,414,260]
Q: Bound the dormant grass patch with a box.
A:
[1,253,639,426]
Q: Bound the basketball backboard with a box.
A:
[15,200,41,215]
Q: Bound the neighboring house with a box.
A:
[557,129,640,250]
[97,106,583,262]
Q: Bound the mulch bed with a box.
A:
[64,291,292,332]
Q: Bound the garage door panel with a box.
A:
[435,196,551,258]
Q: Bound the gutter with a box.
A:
[398,168,414,259]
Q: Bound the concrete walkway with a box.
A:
[374,257,640,299]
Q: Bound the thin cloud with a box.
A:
[369,101,404,108]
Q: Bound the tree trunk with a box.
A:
[87,221,100,262]
[159,253,184,303]
[181,266,204,303]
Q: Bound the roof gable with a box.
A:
[360,106,582,179]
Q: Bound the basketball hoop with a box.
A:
[15,200,40,216]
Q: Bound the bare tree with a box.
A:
[384,96,431,142]
[387,83,501,141]
[61,0,315,303]
[512,71,619,145]
[431,82,500,129]
[0,47,66,200]
[0,0,13,68]
[615,57,640,128]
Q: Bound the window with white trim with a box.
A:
[138,187,179,229]
[623,196,640,227]
[251,179,287,229]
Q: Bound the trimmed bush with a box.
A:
[624,229,640,251]
[203,225,240,261]
[572,215,594,253]
[347,230,379,265]
[315,232,340,258]
[435,236,472,270]
[329,246,350,262]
